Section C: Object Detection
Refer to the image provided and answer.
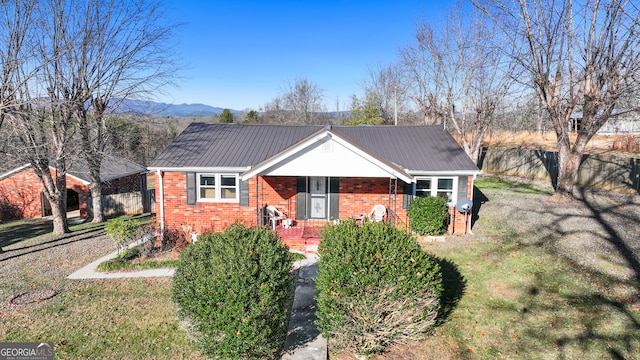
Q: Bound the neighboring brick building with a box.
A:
[149,123,481,253]
[0,156,146,220]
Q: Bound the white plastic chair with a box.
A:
[266,205,284,230]
[368,204,386,222]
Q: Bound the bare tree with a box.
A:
[0,0,77,234]
[284,78,326,124]
[0,0,179,231]
[263,78,326,125]
[477,0,640,199]
[261,97,289,124]
[45,0,180,223]
[401,3,515,164]
[362,64,409,125]
[399,34,447,126]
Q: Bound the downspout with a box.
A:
[468,173,478,235]
[255,176,259,226]
[157,170,165,242]
[327,176,331,221]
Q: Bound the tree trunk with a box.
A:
[554,142,582,200]
[49,193,70,235]
[90,181,104,223]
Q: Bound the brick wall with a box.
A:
[157,172,259,234]
[446,175,474,234]
[338,177,408,225]
[102,174,144,195]
[67,176,90,218]
[0,167,90,219]
[155,172,475,236]
[156,173,411,234]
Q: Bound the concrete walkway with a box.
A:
[67,248,175,279]
[67,248,326,359]
[282,254,327,360]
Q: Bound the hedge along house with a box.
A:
[149,123,481,253]
[0,155,147,220]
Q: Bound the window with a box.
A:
[197,173,238,202]
[437,178,454,203]
[415,177,455,204]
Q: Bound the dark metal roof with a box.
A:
[149,123,479,173]
[1,155,146,182]
[150,123,320,168]
[68,155,147,182]
[335,126,479,172]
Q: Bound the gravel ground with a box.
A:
[424,176,640,300]
[0,224,114,312]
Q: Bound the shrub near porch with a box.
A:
[172,223,295,359]
[315,220,443,355]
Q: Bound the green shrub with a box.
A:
[315,220,443,355]
[0,198,21,221]
[408,195,449,236]
[104,217,142,255]
[172,223,295,359]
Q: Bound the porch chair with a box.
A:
[368,204,387,222]
[266,205,286,230]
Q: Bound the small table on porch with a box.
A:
[353,213,365,225]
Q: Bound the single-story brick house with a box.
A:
[0,155,147,219]
[149,123,481,251]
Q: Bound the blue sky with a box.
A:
[161,1,448,111]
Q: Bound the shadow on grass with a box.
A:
[435,256,466,325]
[0,219,53,248]
[477,178,640,358]
[0,227,106,262]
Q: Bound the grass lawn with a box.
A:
[0,215,204,359]
[2,279,202,359]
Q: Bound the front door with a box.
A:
[309,176,327,219]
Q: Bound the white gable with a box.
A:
[241,130,412,182]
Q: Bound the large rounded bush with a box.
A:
[315,220,443,355]
[172,223,295,359]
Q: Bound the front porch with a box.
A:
[275,222,322,254]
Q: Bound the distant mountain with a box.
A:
[110,99,239,116]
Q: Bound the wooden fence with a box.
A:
[87,189,155,217]
[480,147,640,194]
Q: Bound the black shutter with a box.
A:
[458,176,468,201]
[296,177,307,220]
[186,172,196,205]
[239,179,249,206]
[329,177,340,220]
[402,181,413,209]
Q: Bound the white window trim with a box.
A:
[414,176,457,205]
[197,173,239,203]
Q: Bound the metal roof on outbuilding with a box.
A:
[149,123,480,174]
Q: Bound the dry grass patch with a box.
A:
[480,131,640,157]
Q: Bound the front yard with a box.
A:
[1,176,639,359]
[0,217,203,359]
